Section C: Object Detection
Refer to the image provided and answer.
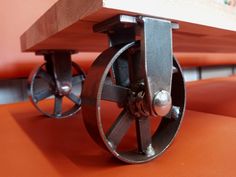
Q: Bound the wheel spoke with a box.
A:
[101,83,130,104]
[72,75,84,86]
[34,88,53,102]
[54,96,63,117]
[135,117,154,156]
[66,92,81,105]
[106,110,134,149]
[37,68,54,85]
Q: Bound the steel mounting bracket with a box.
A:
[94,15,178,117]
[36,50,76,95]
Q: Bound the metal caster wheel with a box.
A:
[82,42,185,163]
[28,62,85,118]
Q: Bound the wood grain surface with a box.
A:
[21,0,236,53]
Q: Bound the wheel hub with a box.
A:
[126,82,149,117]
[127,83,172,118]
[59,83,72,95]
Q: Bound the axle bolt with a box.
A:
[60,84,71,95]
[153,90,172,116]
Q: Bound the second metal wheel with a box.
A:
[28,62,85,118]
[82,42,186,163]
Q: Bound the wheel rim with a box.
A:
[28,62,85,118]
[82,42,185,163]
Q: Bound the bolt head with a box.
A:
[153,90,172,116]
[145,144,155,157]
[171,106,181,120]
[60,84,71,95]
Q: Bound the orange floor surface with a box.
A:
[187,75,236,117]
[0,101,236,177]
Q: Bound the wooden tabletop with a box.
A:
[21,0,236,53]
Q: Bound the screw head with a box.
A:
[153,90,172,116]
